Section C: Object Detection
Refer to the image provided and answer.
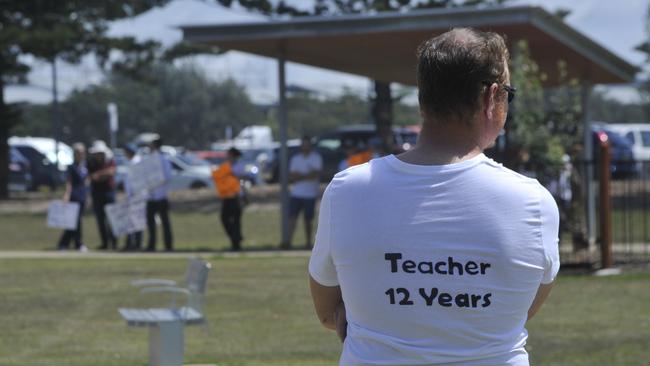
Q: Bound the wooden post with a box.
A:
[598,134,613,268]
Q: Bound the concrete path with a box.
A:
[0,249,312,259]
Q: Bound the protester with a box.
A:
[211,147,245,251]
[57,143,88,252]
[122,144,143,251]
[337,141,358,172]
[144,136,174,252]
[87,140,117,250]
[288,136,323,249]
[346,136,383,169]
[309,28,559,366]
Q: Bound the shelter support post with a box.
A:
[598,138,613,268]
[278,54,290,247]
[581,82,596,249]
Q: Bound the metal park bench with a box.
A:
[118,258,212,366]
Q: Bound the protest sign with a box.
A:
[127,153,166,196]
[47,200,80,230]
[105,199,146,237]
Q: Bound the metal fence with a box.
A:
[557,160,650,267]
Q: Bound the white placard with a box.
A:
[127,153,166,196]
[47,200,80,230]
[105,199,146,237]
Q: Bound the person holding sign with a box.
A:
[57,143,88,252]
[88,140,117,250]
[309,28,559,366]
[211,147,245,251]
[144,136,174,252]
[122,144,143,251]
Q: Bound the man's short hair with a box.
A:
[152,137,163,149]
[72,142,85,152]
[417,27,509,123]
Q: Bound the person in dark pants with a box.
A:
[87,140,117,250]
[145,136,173,252]
[211,147,244,251]
[58,143,89,251]
[288,136,323,249]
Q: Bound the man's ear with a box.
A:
[484,84,498,120]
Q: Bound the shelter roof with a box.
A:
[181,6,638,86]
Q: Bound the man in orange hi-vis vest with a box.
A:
[343,137,384,170]
[212,147,244,251]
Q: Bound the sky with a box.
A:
[5,0,649,105]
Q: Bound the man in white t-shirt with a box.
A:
[288,136,323,249]
[309,28,559,366]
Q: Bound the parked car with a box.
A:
[606,123,650,162]
[592,127,637,179]
[165,152,214,190]
[9,136,73,172]
[8,147,32,192]
[192,150,228,166]
[10,144,62,191]
[239,148,273,185]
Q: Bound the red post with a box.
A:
[598,134,613,268]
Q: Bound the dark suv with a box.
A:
[592,127,638,179]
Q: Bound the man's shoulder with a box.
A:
[330,157,384,190]
[478,158,550,201]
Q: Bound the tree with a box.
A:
[18,64,263,149]
[0,0,180,199]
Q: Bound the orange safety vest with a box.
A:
[212,161,240,199]
[347,150,373,167]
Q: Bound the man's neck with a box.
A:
[397,120,483,166]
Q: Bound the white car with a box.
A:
[117,150,214,192]
[165,153,214,190]
[9,136,73,171]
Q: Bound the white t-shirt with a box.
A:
[309,153,560,366]
[290,151,323,199]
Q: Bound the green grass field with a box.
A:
[0,209,308,251]
[1,256,649,366]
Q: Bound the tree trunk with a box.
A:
[372,81,393,153]
[0,77,10,199]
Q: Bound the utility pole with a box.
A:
[51,57,61,170]
[107,103,119,150]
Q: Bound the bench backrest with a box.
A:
[183,258,211,312]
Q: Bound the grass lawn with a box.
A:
[0,209,309,251]
[1,256,650,366]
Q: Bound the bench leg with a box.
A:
[148,320,184,366]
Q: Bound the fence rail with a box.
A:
[558,159,650,266]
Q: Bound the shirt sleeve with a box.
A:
[539,186,560,284]
[162,155,173,181]
[308,185,339,286]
